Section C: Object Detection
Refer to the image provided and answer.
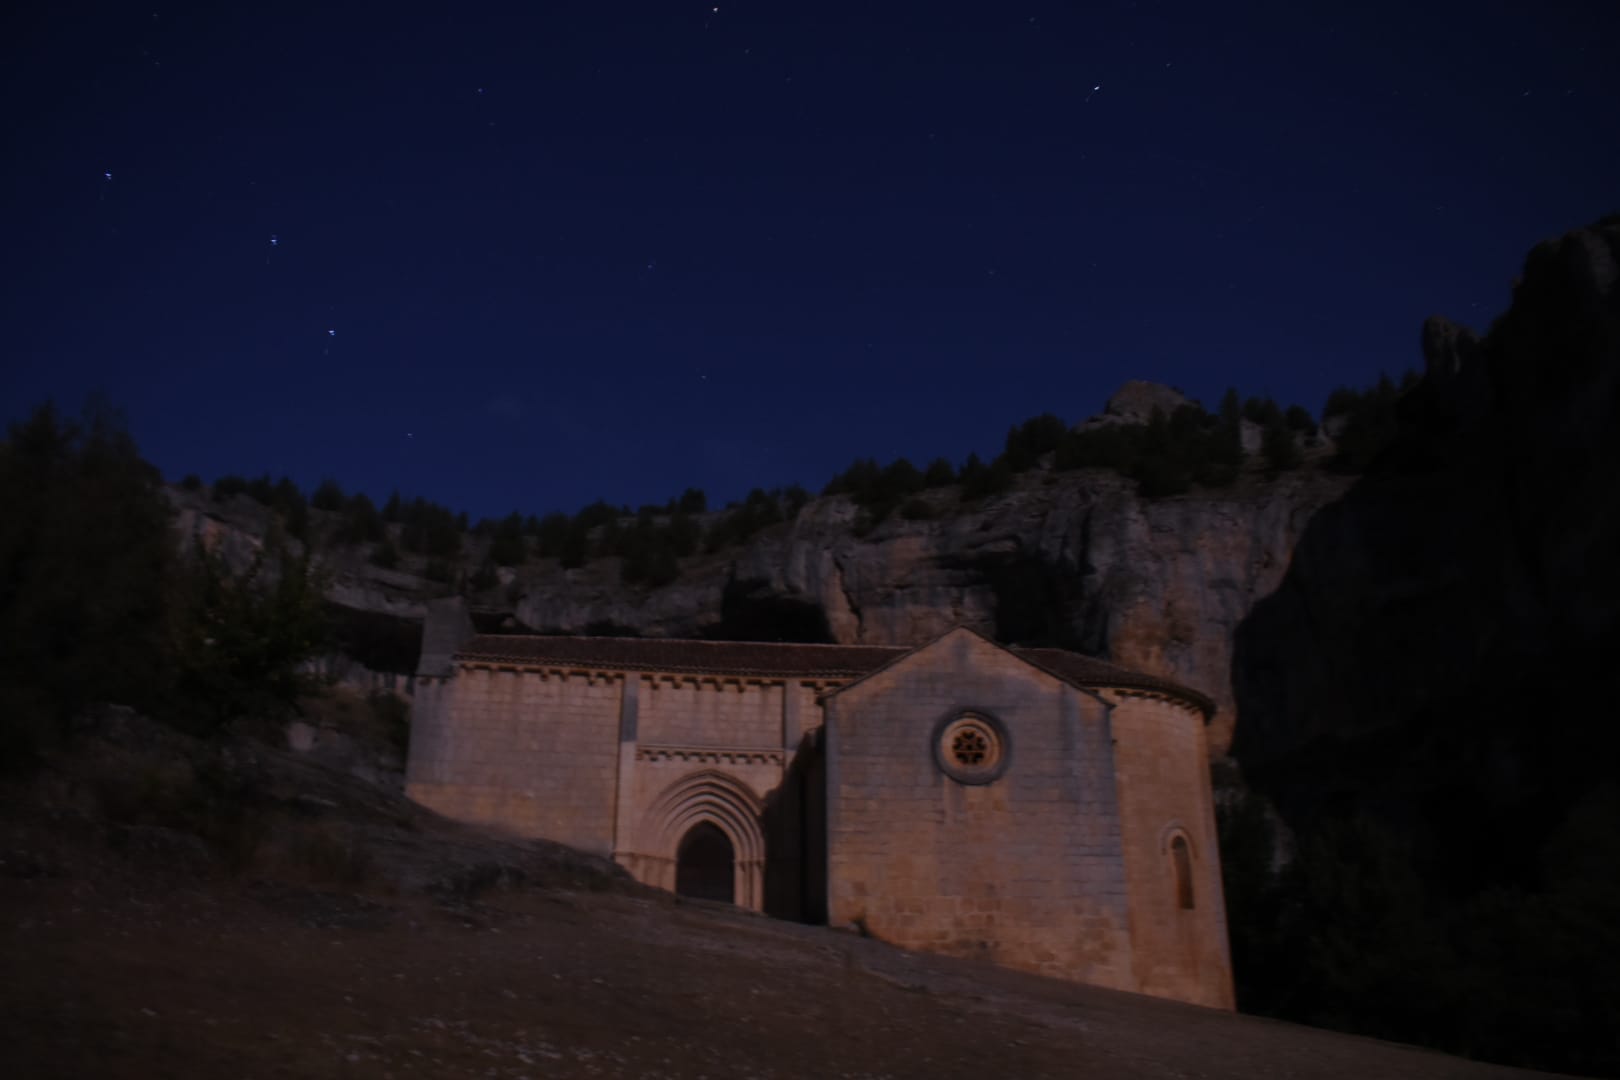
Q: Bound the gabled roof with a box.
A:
[452,629,1216,717]
[1011,646,1217,717]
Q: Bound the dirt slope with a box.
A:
[0,713,1570,1080]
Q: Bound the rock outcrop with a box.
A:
[1231,215,1620,802]
[508,468,1348,756]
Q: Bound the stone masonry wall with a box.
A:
[405,666,622,855]
[636,677,784,749]
[1108,693,1235,1009]
[825,630,1138,992]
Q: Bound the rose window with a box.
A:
[934,712,1009,784]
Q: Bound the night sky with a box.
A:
[4,2,1616,520]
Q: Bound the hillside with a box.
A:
[1,706,1557,1080]
[172,390,1356,758]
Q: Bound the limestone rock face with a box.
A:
[512,469,1349,756]
[1103,380,1194,422]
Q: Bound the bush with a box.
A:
[900,496,937,521]
[1262,419,1303,472]
[1324,371,1418,471]
[959,453,1014,500]
[368,690,411,756]
[1054,404,1240,495]
[368,540,400,569]
[180,473,202,491]
[781,483,811,518]
[706,488,784,552]
[468,560,499,591]
[619,512,682,587]
[1285,404,1317,435]
[0,403,175,754]
[488,511,528,566]
[339,493,385,545]
[533,512,570,557]
[923,457,957,487]
[213,474,248,501]
[1003,413,1069,472]
[310,478,345,511]
[398,497,461,558]
[166,541,332,734]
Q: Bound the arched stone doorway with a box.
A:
[623,769,768,910]
[675,822,735,903]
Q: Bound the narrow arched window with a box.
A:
[1170,835,1195,910]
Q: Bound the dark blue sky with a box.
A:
[4,1,1616,519]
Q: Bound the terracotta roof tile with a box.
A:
[1012,647,1217,716]
[454,635,906,678]
[453,634,1216,716]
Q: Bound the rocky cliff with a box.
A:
[508,467,1349,757]
[1231,214,1620,813]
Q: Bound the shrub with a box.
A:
[1324,371,1418,471]
[923,457,957,487]
[900,496,937,521]
[339,493,385,545]
[310,478,345,511]
[0,402,175,748]
[1003,412,1069,472]
[367,690,410,755]
[705,488,784,552]
[369,540,400,569]
[533,512,570,557]
[398,498,462,558]
[167,541,332,734]
[1262,418,1303,472]
[213,474,248,501]
[1053,404,1239,495]
[781,483,811,518]
[469,560,499,591]
[488,511,528,566]
[959,453,1014,500]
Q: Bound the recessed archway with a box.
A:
[628,769,768,910]
[676,821,735,903]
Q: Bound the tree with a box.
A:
[1262,419,1303,472]
[166,539,331,734]
[923,457,957,487]
[339,493,385,545]
[310,478,345,511]
[368,539,400,569]
[1003,413,1069,472]
[960,453,1013,500]
[677,487,708,514]
[213,474,248,501]
[0,402,174,759]
[488,511,528,567]
[534,512,570,557]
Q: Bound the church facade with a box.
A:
[406,599,1234,1009]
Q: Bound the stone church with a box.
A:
[406,599,1234,1009]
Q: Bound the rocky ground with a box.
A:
[0,706,1567,1080]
